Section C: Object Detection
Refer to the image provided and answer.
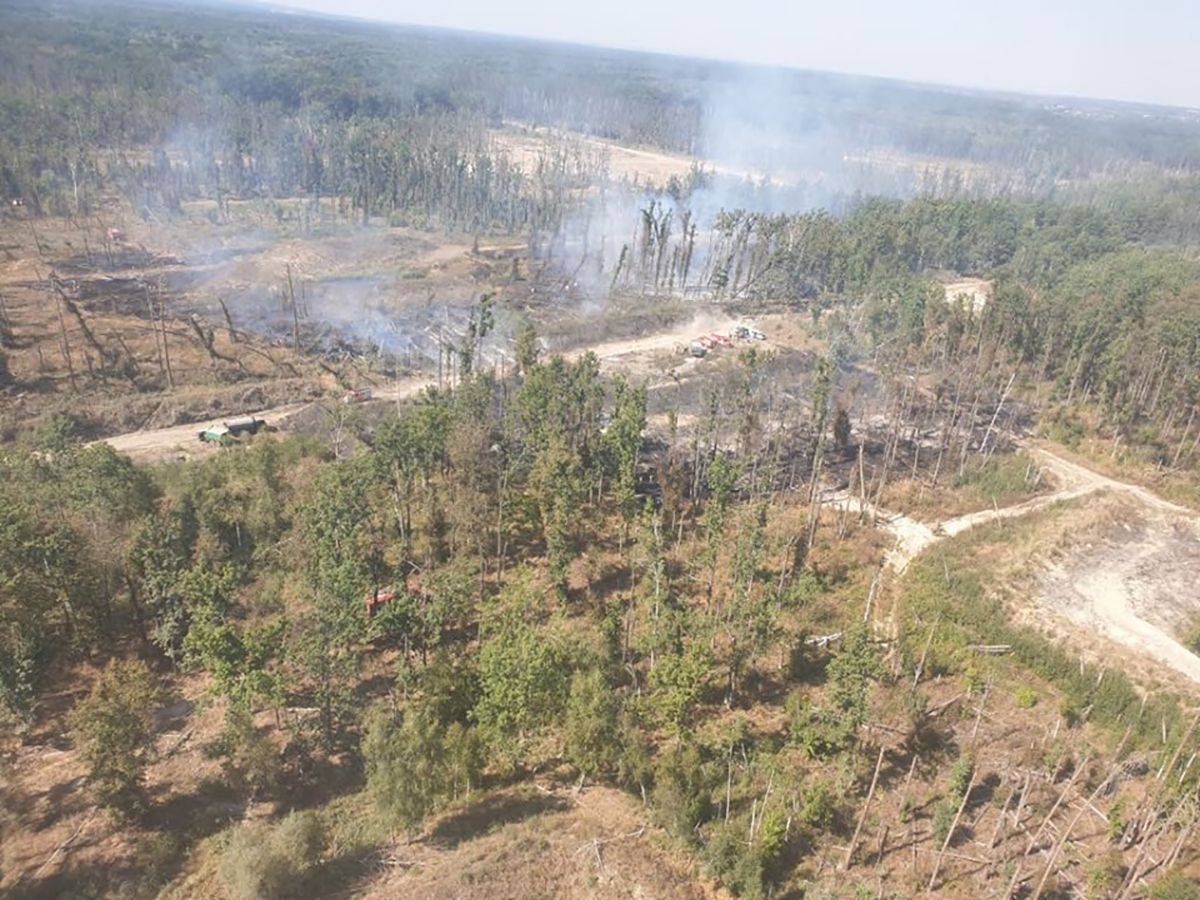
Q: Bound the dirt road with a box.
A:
[95,316,742,463]
[99,403,313,462]
[828,441,1200,687]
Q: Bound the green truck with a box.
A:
[197,416,265,445]
[197,425,232,445]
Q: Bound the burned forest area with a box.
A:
[2,1,1200,898]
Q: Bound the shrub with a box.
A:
[702,814,781,900]
[222,707,282,799]
[419,652,480,727]
[137,831,185,892]
[615,710,654,796]
[932,755,974,845]
[1149,871,1199,900]
[954,453,1039,506]
[1084,851,1125,899]
[1014,686,1038,709]
[219,810,325,900]
[797,779,837,832]
[473,599,571,768]
[649,639,715,731]
[788,627,881,759]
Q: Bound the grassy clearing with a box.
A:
[881,451,1046,521]
[894,504,1189,753]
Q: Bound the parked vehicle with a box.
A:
[197,425,231,444]
[197,416,265,444]
[342,387,373,404]
[733,325,767,342]
[365,588,399,617]
[224,416,265,436]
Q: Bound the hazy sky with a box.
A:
[270,0,1198,109]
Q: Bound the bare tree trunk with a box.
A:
[286,264,300,351]
[52,283,77,390]
[218,296,242,343]
[928,767,976,891]
[843,744,887,869]
[1004,757,1090,898]
[159,293,175,388]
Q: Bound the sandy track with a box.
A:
[98,402,313,462]
[492,124,770,187]
[563,314,737,363]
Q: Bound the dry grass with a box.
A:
[879,452,1048,523]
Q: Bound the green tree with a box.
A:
[649,637,715,731]
[297,458,379,744]
[564,667,620,778]
[795,625,882,758]
[630,499,675,671]
[69,658,159,818]
[363,702,448,835]
[473,593,570,767]
[529,434,585,591]
[513,319,541,375]
[702,454,741,601]
[650,740,716,842]
[723,502,772,704]
[605,377,647,549]
[128,500,199,662]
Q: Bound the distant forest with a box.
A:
[5,0,1200,221]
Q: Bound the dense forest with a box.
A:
[4,332,1197,897]
[3,1,1200,898]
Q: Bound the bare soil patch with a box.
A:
[1033,497,1200,688]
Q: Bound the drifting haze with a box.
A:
[269,0,1200,109]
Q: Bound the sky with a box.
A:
[268,0,1199,109]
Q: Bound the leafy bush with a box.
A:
[932,755,974,846]
[649,639,715,731]
[703,819,768,899]
[221,707,282,799]
[1084,851,1125,899]
[137,831,185,892]
[219,811,325,900]
[615,710,654,796]
[797,779,838,832]
[1014,686,1039,708]
[363,703,447,834]
[473,596,571,768]
[953,453,1039,506]
[788,627,881,759]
